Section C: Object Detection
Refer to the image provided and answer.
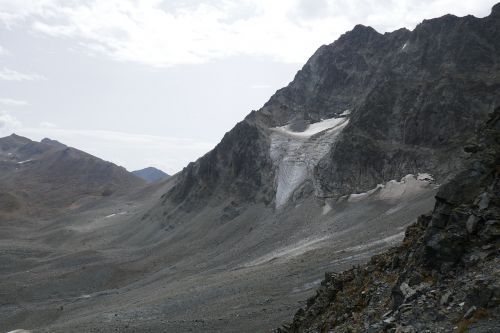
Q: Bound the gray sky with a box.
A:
[0,0,497,174]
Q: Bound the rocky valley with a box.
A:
[1,4,499,333]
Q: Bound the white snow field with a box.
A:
[272,116,348,138]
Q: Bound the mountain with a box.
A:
[132,167,170,183]
[131,4,499,330]
[1,5,500,333]
[155,3,500,220]
[0,134,145,219]
[278,107,500,332]
[40,137,67,149]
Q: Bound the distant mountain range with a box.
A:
[0,134,145,219]
[132,167,170,183]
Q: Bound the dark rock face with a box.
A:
[275,12,500,198]
[277,107,500,333]
[132,167,170,183]
[421,108,500,270]
[159,6,500,213]
[164,119,275,211]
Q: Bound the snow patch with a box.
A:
[417,172,433,181]
[336,232,405,253]
[347,184,384,203]
[322,203,332,215]
[104,211,127,218]
[401,41,409,50]
[17,159,32,164]
[7,330,31,333]
[244,236,329,267]
[339,109,351,117]
[272,117,347,138]
[385,205,403,215]
[347,173,435,203]
[330,234,408,265]
[270,117,349,208]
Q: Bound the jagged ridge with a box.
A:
[157,5,500,217]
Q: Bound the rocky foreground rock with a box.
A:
[277,108,500,332]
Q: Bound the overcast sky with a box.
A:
[0,0,497,174]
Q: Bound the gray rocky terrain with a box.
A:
[1,4,500,333]
[0,172,438,332]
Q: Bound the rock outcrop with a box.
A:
[278,107,500,332]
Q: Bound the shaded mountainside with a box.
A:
[0,134,145,219]
[278,108,500,332]
[157,4,500,219]
[132,167,170,183]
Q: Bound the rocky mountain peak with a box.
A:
[151,5,500,217]
[345,24,380,41]
[1,133,30,146]
[40,137,67,149]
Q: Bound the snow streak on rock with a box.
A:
[244,236,329,267]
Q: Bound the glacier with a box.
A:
[270,116,349,208]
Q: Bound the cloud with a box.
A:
[0,0,497,67]
[0,98,29,106]
[0,111,21,136]
[0,45,8,55]
[39,121,56,128]
[0,67,46,81]
[0,110,212,173]
[250,84,273,89]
